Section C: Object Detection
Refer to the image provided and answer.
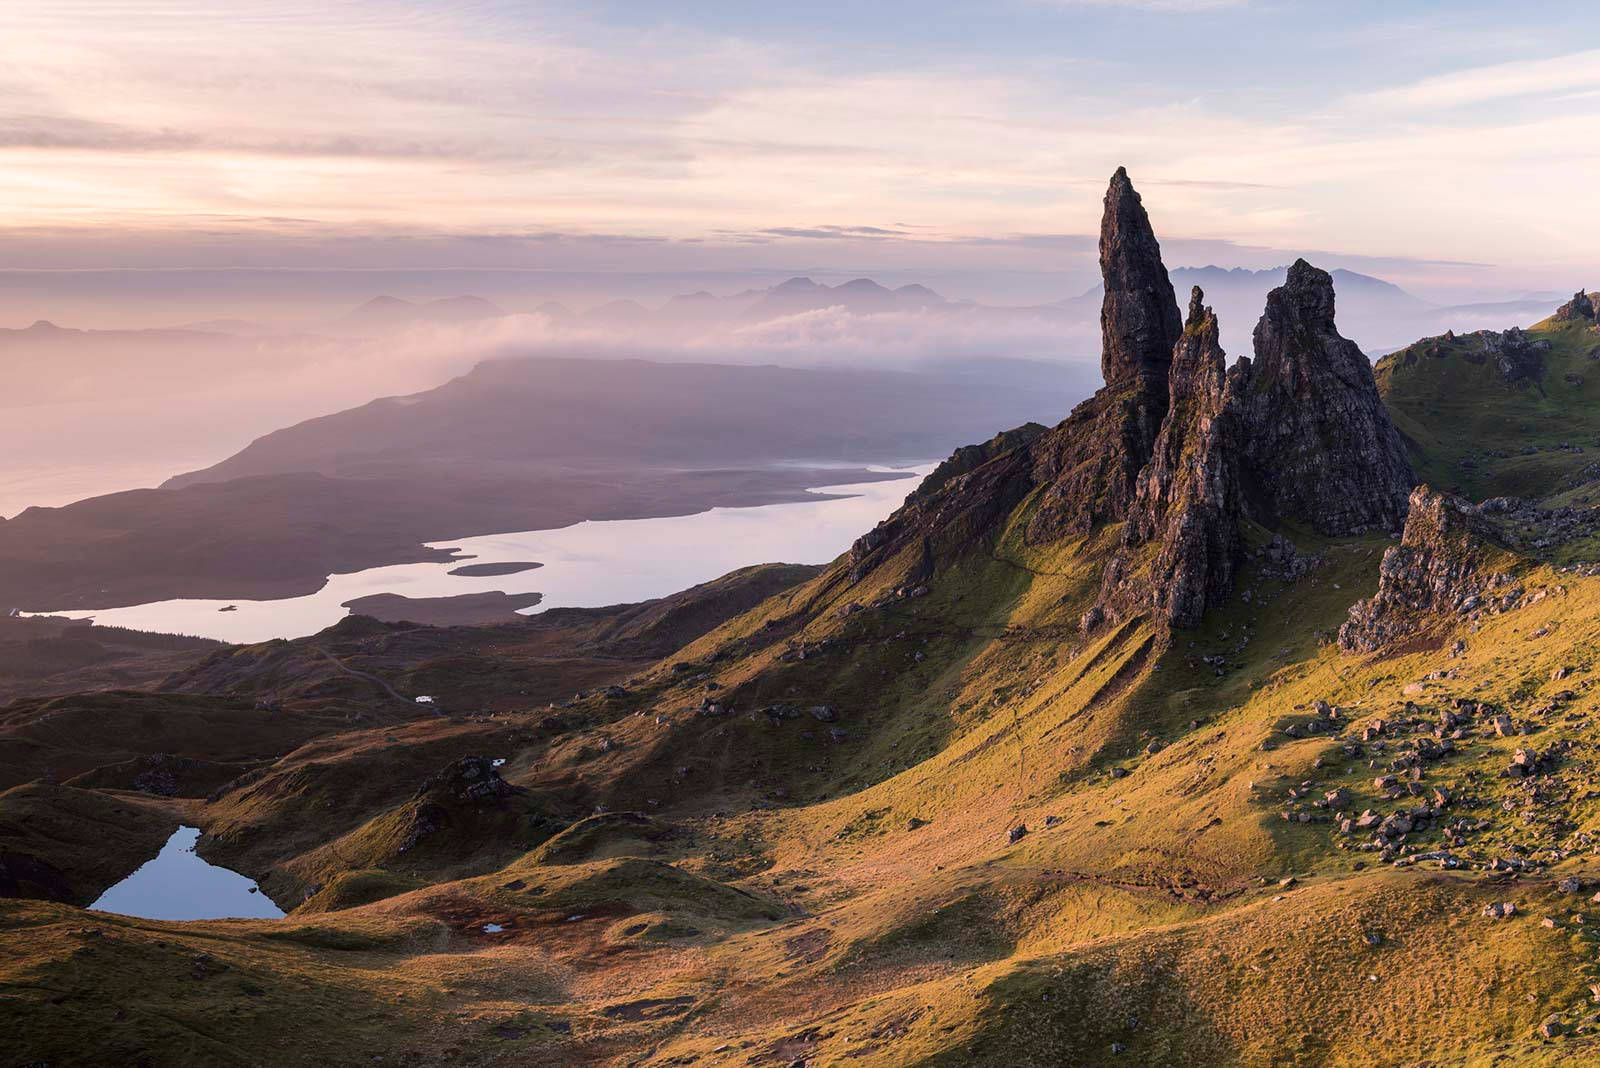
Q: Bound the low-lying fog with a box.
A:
[1,266,1562,517]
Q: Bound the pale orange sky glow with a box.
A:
[0,0,1595,301]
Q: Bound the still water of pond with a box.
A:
[89,826,284,921]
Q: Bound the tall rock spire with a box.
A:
[1024,169,1180,542]
[1091,287,1244,628]
[1125,287,1231,545]
[1238,259,1414,535]
[1099,167,1183,387]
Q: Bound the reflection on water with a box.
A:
[89,826,284,921]
[47,465,929,643]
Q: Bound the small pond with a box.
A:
[89,826,285,921]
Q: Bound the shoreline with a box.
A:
[8,464,916,613]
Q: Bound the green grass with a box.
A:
[1377,318,1600,500]
[18,353,1600,1064]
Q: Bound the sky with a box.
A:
[1,0,1597,306]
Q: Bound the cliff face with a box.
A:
[906,423,1047,507]
[1238,260,1415,536]
[1023,380,1172,541]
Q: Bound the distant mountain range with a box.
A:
[272,268,1566,359]
[331,294,509,333]
[0,267,1565,519]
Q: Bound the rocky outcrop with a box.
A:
[1382,326,1551,385]
[848,186,1419,636]
[414,756,518,805]
[1094,288,1244,626]
[1483,327,1551,383]
[1554,289,1597,323]
[1093,262,1418,630]
[1023,379,1171,541]
[1024,170,1180,541]
[1098,166,1183,388]
[395,756,536,858]
[1338,486,1506,652]
[849,437,1038,585]
[1238,259,1415,535]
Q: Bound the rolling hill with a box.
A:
[2,175,1598,1066]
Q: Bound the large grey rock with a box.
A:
[1237,259,1415,535]
[1099,166,1183,388]
[1339,486,1500,652]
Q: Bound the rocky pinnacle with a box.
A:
[1094,286,1243,627]
[1126,287,1231,544]
[1023,169,1181,542]
[1240,259,1415,535]
[1099,167,1183,388]
[1554,289,1596,323]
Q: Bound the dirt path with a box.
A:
[308,648,438,712]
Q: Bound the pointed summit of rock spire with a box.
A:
[1171,286,1227,401]
[1022,169,1182,543]
[1099,167,1183,388]
[1239,258,1414,535]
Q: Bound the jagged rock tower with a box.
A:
[850,172,1417,636]
[1098,167,1185,387]
[1026,168,1182,541]
[1099,287,1245,627]
[1236,259,1415,535]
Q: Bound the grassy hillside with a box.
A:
[7,307,1600,1064]
[10,466,1600,1063]
[1376,316,1600,500]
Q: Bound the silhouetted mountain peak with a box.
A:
[773,276,820,292]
